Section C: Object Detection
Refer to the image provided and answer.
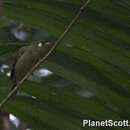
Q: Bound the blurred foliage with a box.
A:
[0,0,129,129]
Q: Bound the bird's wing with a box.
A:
[10,47,26,80]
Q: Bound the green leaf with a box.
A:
[0,0,129,129]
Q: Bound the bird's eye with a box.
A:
[37,42,43,47]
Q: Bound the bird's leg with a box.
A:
[10,81,20,99]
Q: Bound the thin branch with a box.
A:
[0,0,91,109]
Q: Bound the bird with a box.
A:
[10,41,54,98]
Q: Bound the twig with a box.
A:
[0,0,91,109]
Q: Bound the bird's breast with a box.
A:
[14,50,42,81]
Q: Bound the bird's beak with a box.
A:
[45,42,53,45]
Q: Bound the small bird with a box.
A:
[10,42,54,98]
